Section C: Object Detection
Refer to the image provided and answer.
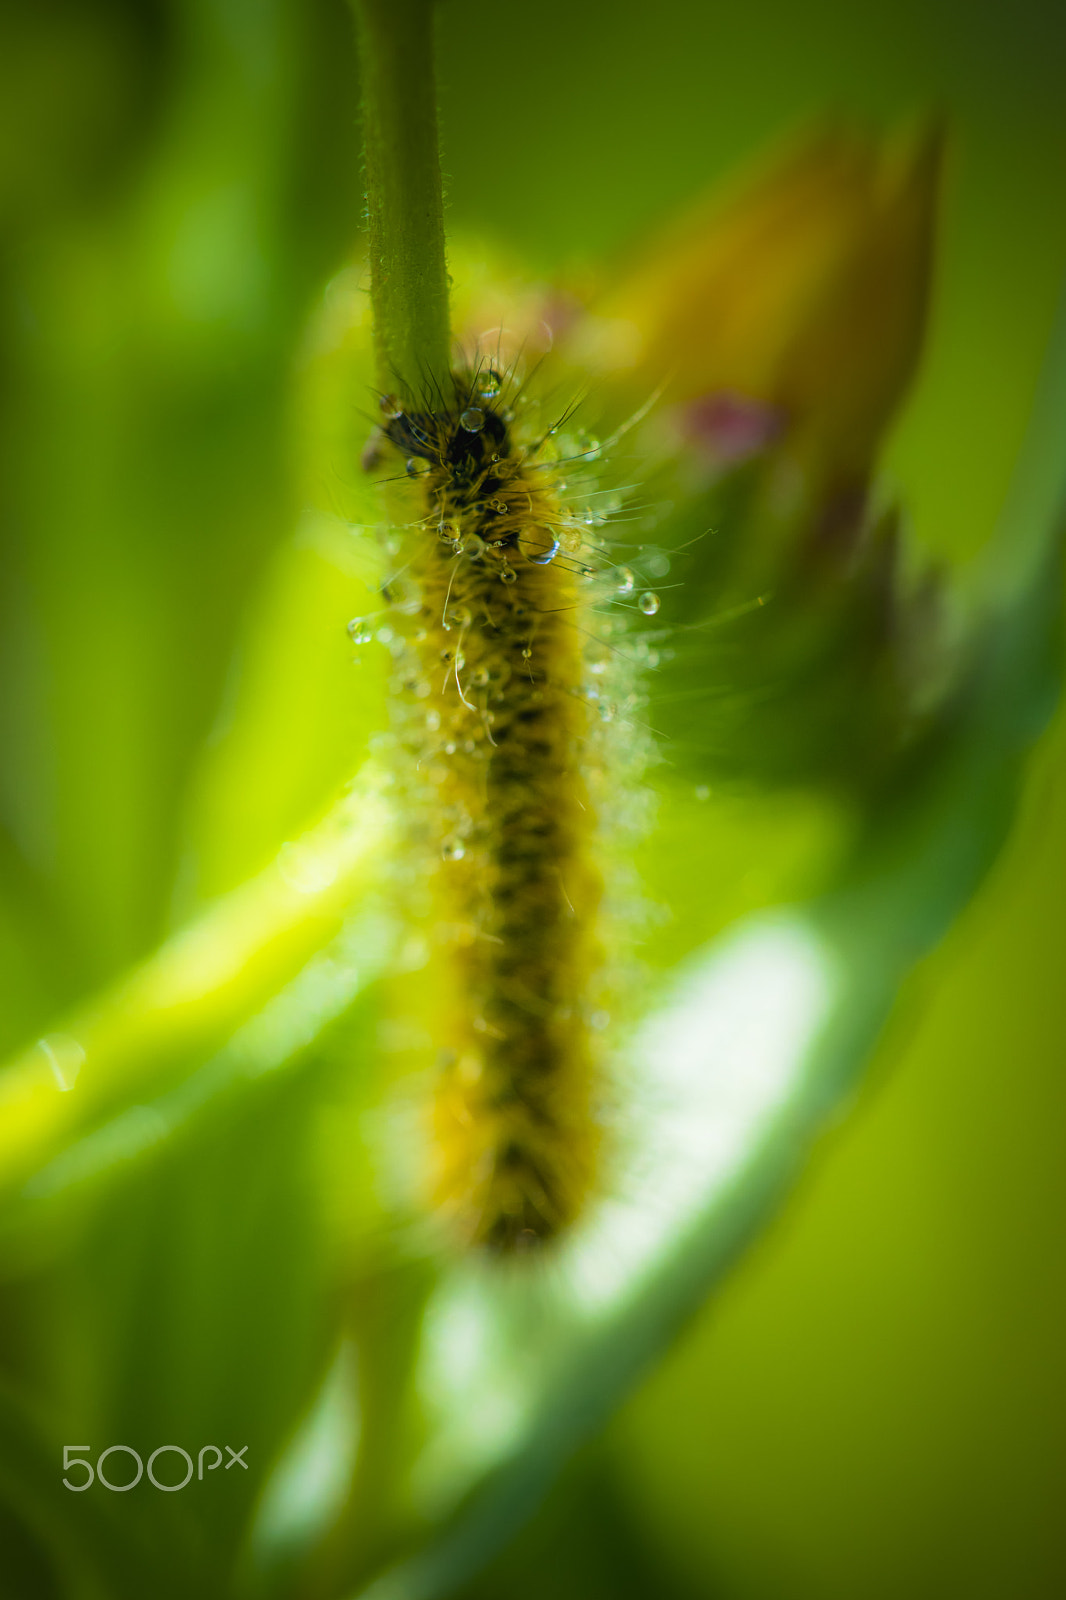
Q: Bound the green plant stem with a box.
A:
[354,0,451,403]
[0,776,391,1197]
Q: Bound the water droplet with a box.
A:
[444,741,456,754]
[499,563,517,584]
[643,548,671,578]
[489,498,508,514]
[527,534,560,566]
[346,618,373,644]
[576,430,601,460]
[472,667,490,686]
[379,394,403,419]
[476,368,502,399]
[390,578,422,615]
[406,456,430,478]
[616,567,635,595]
[459,407,484,433]
[639,591,661,615]
[580,565,595,579]
[361,432,385,473]
[442,839,466,861]
[376,625,394,645]
[37,1032,85,1091]
[521,647,533,660]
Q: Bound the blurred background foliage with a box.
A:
[0,0,1064,1597]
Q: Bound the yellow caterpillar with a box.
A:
[373,365,630,1252]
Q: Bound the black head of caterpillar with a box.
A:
[378,376,566,565]
[371,366,645,1255]
[383,394,509,470]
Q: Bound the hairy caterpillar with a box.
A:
[368,363,650,1252]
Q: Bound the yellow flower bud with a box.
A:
[588,123,943,483]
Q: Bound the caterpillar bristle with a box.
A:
[374,361,639,1253]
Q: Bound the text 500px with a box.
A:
[62,1444,248,1491]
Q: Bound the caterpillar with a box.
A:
[368,362,648,1252]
